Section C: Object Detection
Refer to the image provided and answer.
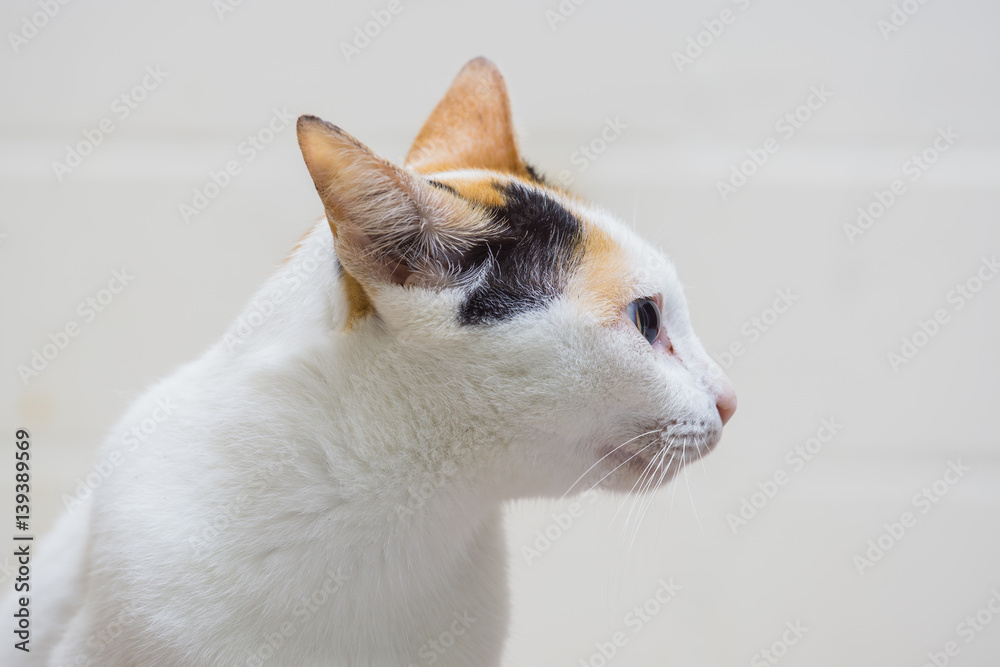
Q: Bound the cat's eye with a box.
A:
[626,298,661,345]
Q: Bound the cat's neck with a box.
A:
[214,220,568,502]
[174,227,513,661]
[208,221,508,536]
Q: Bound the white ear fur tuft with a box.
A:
[297,115,492,287]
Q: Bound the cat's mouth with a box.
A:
[596,420,721,491]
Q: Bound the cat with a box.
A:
[20,57,735,666]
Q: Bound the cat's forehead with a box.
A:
[420,168,673,326]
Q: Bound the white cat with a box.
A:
[18,57,735,666]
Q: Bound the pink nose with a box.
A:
[716,383,737,426]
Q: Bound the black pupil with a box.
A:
[633,299,660,344]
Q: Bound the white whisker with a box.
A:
[583,436,659,499]
[683,449,704,535]
[615,444,663,552]
[668,448,681,519]
[618,446,663,545]
[612,447,661,570]
[614,446,660,525]
[628,447,676,551]
[561,429,660,501]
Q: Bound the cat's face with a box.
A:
[298,58,735,497]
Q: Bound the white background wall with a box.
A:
[2,0,999,665]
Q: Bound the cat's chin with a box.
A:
[595,420,721,493]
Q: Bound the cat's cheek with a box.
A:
[612,318,674,362]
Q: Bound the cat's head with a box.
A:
[297,57,735,497]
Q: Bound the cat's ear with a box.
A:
[297,115,490,288]
[405,57,528,177]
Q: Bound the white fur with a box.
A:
[12,198,734,665]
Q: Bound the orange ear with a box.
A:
[405,57,528,177]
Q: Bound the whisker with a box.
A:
[668,448,681,519]
[628,447,676,551]
[560,429,660,501]
[683,449,705,535]
[583,436,659,499]
[613,442,662,524]
[617,446,663,543]
[625,463,659,551]
[612,446,662,569]
[615,446,663,549]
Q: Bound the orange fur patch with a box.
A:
[427,172,508,209]
[341,270,374,328]
[570,224,632,325]
[283,225,316,264]
[405,58,530,179]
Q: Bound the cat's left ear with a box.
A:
[405,57,529,177]
[297,115,489,289]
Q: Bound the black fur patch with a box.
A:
[458,182,582,325]
[426,179,461,198]
[523,163,548,186]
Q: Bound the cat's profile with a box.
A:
[19,57,735,666]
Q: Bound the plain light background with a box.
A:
[2,0,999,665]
